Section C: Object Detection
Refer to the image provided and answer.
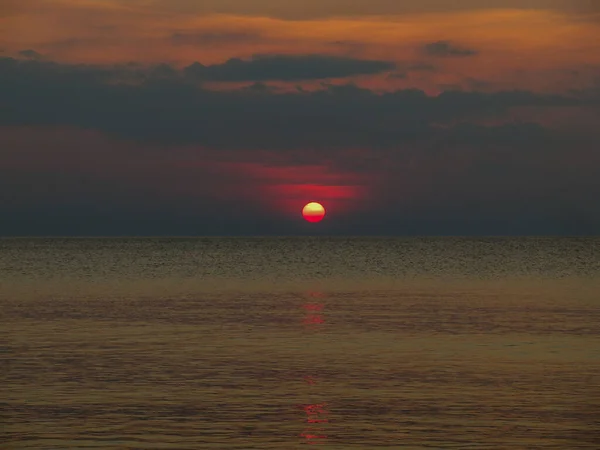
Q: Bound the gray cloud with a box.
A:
[387,72,407,79]
[1,56,599,236]
[406,62,437,72]
[422,41,478,57]
[183,54,396,82]
[0,57,586,150]
[18,49,43,60]
[1,120,598,236]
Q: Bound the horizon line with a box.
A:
[1,235,596,239]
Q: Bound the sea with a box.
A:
[1,237,599,449]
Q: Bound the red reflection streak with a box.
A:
[303,315,325,325]
[304,403,327,416]
[304,404,330,424]
[300,294,329,444]
[300,430,327,445]
[304,376,317,385]
[302,303,325,325]
[303,303,324,311]
[301,403,330,444]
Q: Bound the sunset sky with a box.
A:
[1,0,599,235]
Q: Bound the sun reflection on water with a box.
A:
[299,291,330,445]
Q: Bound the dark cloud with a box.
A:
[422,41,478,57]
[1,56,599,236]
[18,49,42,60]
[0,57,584,150]
[387,72,407,79]
[183,54,396,82]
[387,62,437,79]
[1,122,598,236]
[406,62,437,72]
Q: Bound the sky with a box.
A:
[1,0,599,235]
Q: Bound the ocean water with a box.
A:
[1,237,599,449]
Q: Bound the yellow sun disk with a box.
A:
[303,202,325,214]
[302,202,325,222]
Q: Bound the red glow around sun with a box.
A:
[302,202,325,222]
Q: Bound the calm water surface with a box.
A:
[1,237,599,448]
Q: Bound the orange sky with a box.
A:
[2,1,599,235]
[3,0,599,94]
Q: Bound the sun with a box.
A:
[302,202,325,223]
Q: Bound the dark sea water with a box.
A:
[1,237,599,449]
